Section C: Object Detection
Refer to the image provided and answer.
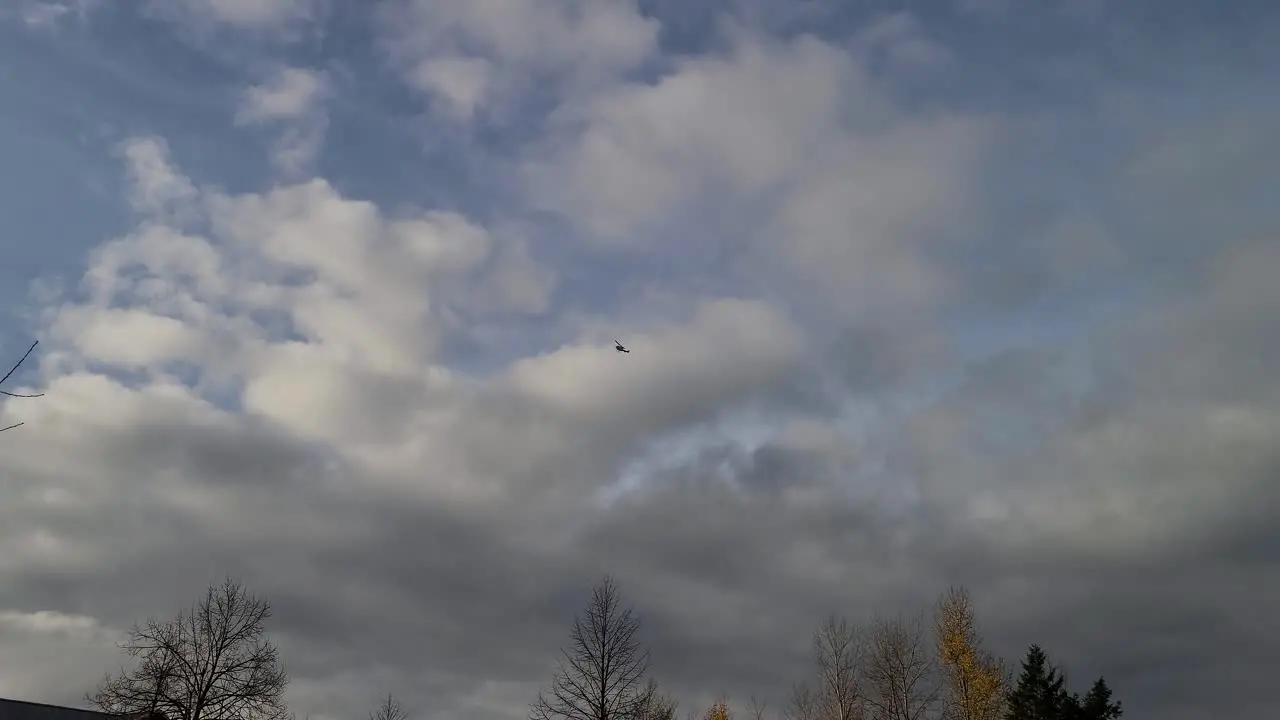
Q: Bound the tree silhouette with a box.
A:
[88,577,289,720]
[531,575,653,720]
[1004,645,1070,720]
[370,694,409,720]
[1072,677,1122,720]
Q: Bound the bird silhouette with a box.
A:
[614,339,630,353]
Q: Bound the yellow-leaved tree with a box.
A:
[934,586,1007,720]
[702,698,735,720]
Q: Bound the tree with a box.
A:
[371,694,409,720]
[812,616,866,720]
[783,683,818,720]
[0,339,43,432]
[531,575,652,720]
[1072,678,1121,720]
[701,698,734,720]
[633,679,679,720]
[863,613,939,720]
[1004,645,1070,720]
[935,587,1006,720]
[88,577,290,720]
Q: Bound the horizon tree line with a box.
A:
[79,575,1120,720]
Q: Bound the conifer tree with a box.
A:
[1074,678,1122,720]
[1003,646,1070,720]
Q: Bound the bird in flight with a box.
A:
[614,339,630,354]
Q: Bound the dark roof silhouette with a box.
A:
[0,697,161,720]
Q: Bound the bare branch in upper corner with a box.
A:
[0,340,44,432]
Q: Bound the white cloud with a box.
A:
[527,32,856,239]
[116,137,200,219]
[236,66,332,176]
[52,307,203,370]
[381,0,658,119]
[0,609,106,637]
[523,24,990,314]
[506,298,805,433]
[31,134,813,518]
[407,57,494,121]
[237,66,330,124]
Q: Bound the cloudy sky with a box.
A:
[0,1,1277,719]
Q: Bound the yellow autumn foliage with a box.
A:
[935,586,1007,720]
[702,699,735,720]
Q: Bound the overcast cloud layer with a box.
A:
[1,2,1278,720]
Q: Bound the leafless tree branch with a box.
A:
[862,613,940,720]
[783,683,818,720]
[813,616,867,720]
[370,694,409,720]
[0,340,43,432]
[632,679,678,720]
[87,576,290,720]
[531,575,653,720]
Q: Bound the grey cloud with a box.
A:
[3,4,1280,720]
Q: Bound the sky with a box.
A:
[0,1,1277,719]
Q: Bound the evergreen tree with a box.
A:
[1004,645,1071,720]
[1075,677,1122,720]
[1061,692,1081,720]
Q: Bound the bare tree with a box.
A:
[813,616,866,720]
[0,340,43,432]
[862,614,940,720]
[632,679,678,720]
[934,587,1006,720]
[531,575,652,720]
[783,683,818,720]
[370,694,409,720]
[748,695,767,720]
[88,577,290,720]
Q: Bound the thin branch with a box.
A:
[531,575,652,720]
[0,340,43,432]
[88,577,288,720]
[0,340,39,388]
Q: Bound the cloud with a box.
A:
[0,610,121,701]
[3,3,1279,720]
[380,0,659,121]
[235,66,332,176]
[236,66,330,124]
[9,0,98,29]
[144,0,324,32]
[115,136,200,218]
[521,19,990,315]
[406,57,494,122]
